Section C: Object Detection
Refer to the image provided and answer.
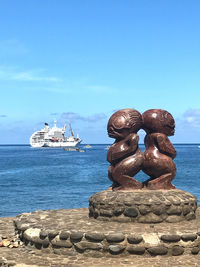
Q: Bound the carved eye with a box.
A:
[112,115,126,129]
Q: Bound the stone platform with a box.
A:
[14,206,200,257]
[89,189,197,223]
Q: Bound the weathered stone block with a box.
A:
[181,234,197,242]
[166,205,182,215]
[127,235,143,244]
[59,231,70,240]
[138,204,151,215]
[127,246,145,255]
[151,204,166,215]
[138,213,163,223]
[70,232,83,242]
[124,207,138,218]
[171,245,184,256]
[40,230,48,239]
[165,215,182,223]
[161,235,181,242]
[109,244,125,254]
[191,247,200,255]
[99,209,113,217]
[85,232,105,242]
[106,233,125,243]
[185,212,196,221]
[183,205,190,216]
[48,230,59,239]
[147,246,168,256]
[51,238,72,248]
[113,207,124,216]
[74,241,103,251]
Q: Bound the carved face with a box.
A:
[142,109,175,136]
[107,109,142,140]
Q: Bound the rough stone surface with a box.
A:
[127,235,143,244]
[1,213,200,266]
[191,247,200,255]
[109,244,125,254]
[181,234,197,242]
[106,233,125,243]
[171,245,184,256]
[161,235,181,242]
[89,190,197,223]
[127,246,146,255]
[147,246,168,256]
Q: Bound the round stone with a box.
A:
[109,244,125,254]
[106,233,125,243]
[147,246,168,256]
[161,235,181,242]
[171,245,184,256]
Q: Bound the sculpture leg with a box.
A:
[108,165,120,190]
[147,172,176,190]
[113,175,142,190]
[112,156,143,190]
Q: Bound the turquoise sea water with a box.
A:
[0,144,200,217]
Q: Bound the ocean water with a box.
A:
[0,144,200,217]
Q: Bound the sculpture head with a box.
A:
[107,109,142,140]
[142,109,175,136]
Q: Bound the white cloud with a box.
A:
[0,66,61,82]
[182,109,200,128]
[61,112,107,123]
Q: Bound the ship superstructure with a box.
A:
[30,120,81,148]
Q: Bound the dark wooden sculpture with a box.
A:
[142,109,177,190]
[107,109,143,190]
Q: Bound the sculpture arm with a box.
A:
[156,134,177,159]
[107,134,139,163]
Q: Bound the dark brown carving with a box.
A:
[107,109,143,190]
[142,109,176,190]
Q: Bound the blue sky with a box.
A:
[0,0,200,144]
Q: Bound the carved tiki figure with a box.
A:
[142,109,177,190]
[107,109,143,190]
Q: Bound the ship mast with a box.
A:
[69,123,74,136]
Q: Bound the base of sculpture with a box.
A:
[14,207,200,257]
[89,189,197,223]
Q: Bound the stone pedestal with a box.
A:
[89,189,197,223]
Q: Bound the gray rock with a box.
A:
[40,230,48,239]
[127,235,143,244]
[109,244,125,254]
[138,204,151,215]
[138,213,163,223]
[147,246,168,256]
[151,204,166,215]
[166,205,182,215]
[171,245,184,256]
[181,234,197,242]
[113,207,124,216]
[48,230,59,239]
[99,209,113,217]
[186,212,196,221]
[165,215,182,223]
[74,241,103,251]
[127,246,145,255]
[183,205,190,216]
[85,232,105,242]
[106,233,125,243]
[59,231,69,240]
[51,239,72,248]
[70,232,83,242]
[161,235,181,242]
[124,207,138,217]
[191,247,200,255]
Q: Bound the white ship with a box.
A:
[30,120,82,148]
